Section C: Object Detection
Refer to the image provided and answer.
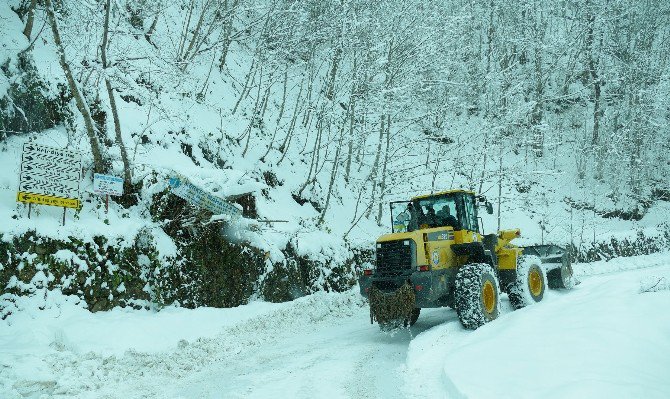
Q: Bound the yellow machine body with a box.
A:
[361,188,573,327]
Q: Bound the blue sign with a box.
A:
[168,177,242,218]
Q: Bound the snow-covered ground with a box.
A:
[2,252,669,399]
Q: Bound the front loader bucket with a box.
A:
[368,282,416,326]
[522,244,574,289]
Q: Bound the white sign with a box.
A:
[94,173,124,196]
[19,143,81,199]
[22,143,79,163]
[168,177,242,218]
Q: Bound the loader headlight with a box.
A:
[404,240,410,246]
[376,243,382,249]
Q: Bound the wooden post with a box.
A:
[28,203,32,219]
[62,207,66,226]
[106,194,109,213]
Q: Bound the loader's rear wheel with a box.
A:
[547,254,574,289]
[509,256,546,309]
[454,263,501,330]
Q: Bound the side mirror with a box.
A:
[485,201,493,215]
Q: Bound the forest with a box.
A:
[1,0,669,310]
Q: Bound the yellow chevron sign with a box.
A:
[16,191,80,209]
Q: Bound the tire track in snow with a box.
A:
[347,347,377,398]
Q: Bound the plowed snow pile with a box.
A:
[404,252,670,399]
[0,290,367,398]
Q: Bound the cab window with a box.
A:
[457,194,479,232]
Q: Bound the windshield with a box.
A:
[390,195,460,232]
[414,195,459,230]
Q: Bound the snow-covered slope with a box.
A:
[405,253,670,399]
[2,252,669,398]
[2,0,668,251]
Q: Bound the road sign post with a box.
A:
[93,173,124,214]
[17,143,82,222]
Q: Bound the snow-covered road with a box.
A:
[2,253,670,399]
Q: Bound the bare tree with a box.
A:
[22,0,38,39]
[101,0,132,192]
[45,0,105,172]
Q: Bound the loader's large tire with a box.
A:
[454,263,501,330]
[547,254,574,289]
[509,255,547,310]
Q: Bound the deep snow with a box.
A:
[2,252,669,398]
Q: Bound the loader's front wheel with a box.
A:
[509,255,546,309]
[454,263,501,330]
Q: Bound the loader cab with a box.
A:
[390,190,483,233]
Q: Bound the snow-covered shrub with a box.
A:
[0,53,70,138]
[148,188,372,306]
[639,276,670,293]
[148,190,266,308]
[260,249,307,303]
[0,230,162,319]
[262,243,373,303]
[570,228,670,263]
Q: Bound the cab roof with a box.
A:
[411,189,476,200]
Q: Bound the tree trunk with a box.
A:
[45,0,105,173]
[585,1,602,146]
[22,0,38,39]
[344,100,355,183]
[299,107,325,196]
[301,46,318,127]
[319,124,345,224]
[344,55,358,183]
[177,0,197,63]
[241,67,265,157]
[365,115,385,218]
[276,66,289,123]
[218,0,237,71]
[145,12,159,46]
[232,57,257,114]
[180,0,216,66]
[376,115,391,225]
[101,0,131,188]
[325,46,342,101]
[275,79,304,163]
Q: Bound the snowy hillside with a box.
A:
[2,0,669,306]
[2,253,669,398]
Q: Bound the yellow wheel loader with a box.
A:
[359,189,573,330]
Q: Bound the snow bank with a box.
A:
[404,254,670,399]
[0,291,275,356]
[0,288,366,398]
[573,251,670,277]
